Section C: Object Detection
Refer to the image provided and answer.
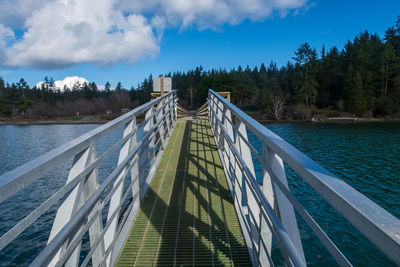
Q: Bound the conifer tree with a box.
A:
[352,71,367,116]
[293,42,318,106]
[343,66,367,116]
[383,42,397,97]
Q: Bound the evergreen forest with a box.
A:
[1,16,400,121]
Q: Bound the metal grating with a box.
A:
[117,120,251,266]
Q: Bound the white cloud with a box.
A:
[36,76,92,91]
[1,0,159,68]
[0,24,14,61]
[0,0,50,28]
[0,0,308,69]
[118,0,308,30]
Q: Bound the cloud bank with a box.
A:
[0,0,308,69]
[36,76,90,91]
[119,0,308,29]
[1,0,158,69]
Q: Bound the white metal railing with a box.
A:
[207,89,400,266]
[0,90,177,266]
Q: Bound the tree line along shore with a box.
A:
[1,16,400,123]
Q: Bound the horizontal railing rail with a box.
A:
[207,89,400,266]
[0,90,178,266]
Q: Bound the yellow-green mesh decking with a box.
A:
[116,120,251,266]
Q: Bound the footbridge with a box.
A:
[0,89,399,266]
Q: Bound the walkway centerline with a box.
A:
[116,120,251,266]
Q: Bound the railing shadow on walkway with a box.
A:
[120,120,251,266]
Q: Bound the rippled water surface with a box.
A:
[0,122,399,266]
[0,124,122,266]
[250,122,400,266]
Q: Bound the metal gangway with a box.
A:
[0,89,399,266]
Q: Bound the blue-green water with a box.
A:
[248,122,400,266]
[0,124,123,266]
[0,122,399,266]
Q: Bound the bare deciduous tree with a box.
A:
[293,103,311,120]
[270,95,284,120]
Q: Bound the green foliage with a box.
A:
[259,88,270,112]
[352,72,367,116]
[1,16,400,119]
[0,95,12,116]
[343,67,367,116]
[375,96,396,115]
[15,94,32,113]
[293,42,318,106]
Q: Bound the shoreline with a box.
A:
[0,118,109,125]
[1,116,399,125]
[255,117,400,124]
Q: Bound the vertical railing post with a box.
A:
[208,93,212,128]
[47,144,98,267]
[83,145,105,267]
[257,200,264,266]
[209,94,214,129]
[269,150,306,264]
[221,104,234,193]
[148,106,156,164]
[232,118,251,263]
[208,92,212,125]
[174,92,178,122]
[155,100,166,149]
[217,99,224,148]
[164,95,172,141]
[213,95,218,134]
[168,93,176,132]
[127,118,140,235]
[138,107,153,200]
[233,119,244,214]
[235,118,260,266]
[104,117,137,266]
[214,97,221,142]
[170,93,177,132]
[110,117,140,265]
[259,142,275,266]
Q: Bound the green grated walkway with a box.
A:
[116,120,251,266]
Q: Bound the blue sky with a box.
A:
[0,0,399,88]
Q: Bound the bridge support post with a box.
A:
[167,93,177,136]
[84,146,106,267]
[259,143,275,266]
[104,117,137,266]
[47,144,103,267]
[137,108,153,201]
[174,93,178,121]
[221,105,235,194]
[164,94,172,143]
[155,101,166,150]
[235,119,262,266]
[230,118,252,261]
[268,150,306,264]
[147,106,156,167]
[110,119,141,265]
[216,100,224,150]
[209,93,218,140]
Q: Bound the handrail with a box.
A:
[207,97,306,267]
[207,89,400,266]
[0,91,174,204]
[0,90,178,266]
